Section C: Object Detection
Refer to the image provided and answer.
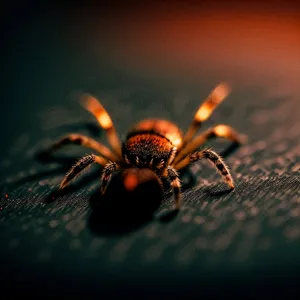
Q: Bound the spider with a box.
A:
[45,83,246,209]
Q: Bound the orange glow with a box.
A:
[195,105,211,122]
[165,133,182,147]
[213,83,230,102]
[94,155,108,166]
[195,83,230,122]
[97,112,113,129]
[81,94,113,130]
[214,124,248,143]
[228,180,235,189]
[80,95,100,113]
[124,173,138,191]
[214,124,230,137]
[88,8,300,94]
[132,119,183,148]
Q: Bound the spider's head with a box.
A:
[122,131,177,174]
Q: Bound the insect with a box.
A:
[45,83,246,210]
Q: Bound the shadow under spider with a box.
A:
[3,153,79,190]
[31,148,166,235]
[87,171,164,236]
[219,142,241,158]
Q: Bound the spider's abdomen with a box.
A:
[128,119,183,148]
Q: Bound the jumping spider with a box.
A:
[45,83,246,209]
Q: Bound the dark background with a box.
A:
[1,1,300,298]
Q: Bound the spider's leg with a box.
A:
[173,124,246,165]
[180,83,230,150]
[80,94,122,159]
[60,154,107,189]
[175,148,234,189]
[45,133,119,162]
[166,166,182,210]
[100,162,119,195]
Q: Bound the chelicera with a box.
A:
[45,83,246,209]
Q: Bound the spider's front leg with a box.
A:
[60,154,107,189]
[100,162,119,195]
[175,148,234,189]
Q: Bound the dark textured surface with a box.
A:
[1,3,300,298]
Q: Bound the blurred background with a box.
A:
[1,0,300,298]
[2,0,300,156]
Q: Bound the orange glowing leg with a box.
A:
[46,133,119,162]
[80,94,122,159]
[180,83,231,149]
[173,124,247,166]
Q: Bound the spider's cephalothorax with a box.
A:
[122,120,183,174]
[45,83,247,209]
